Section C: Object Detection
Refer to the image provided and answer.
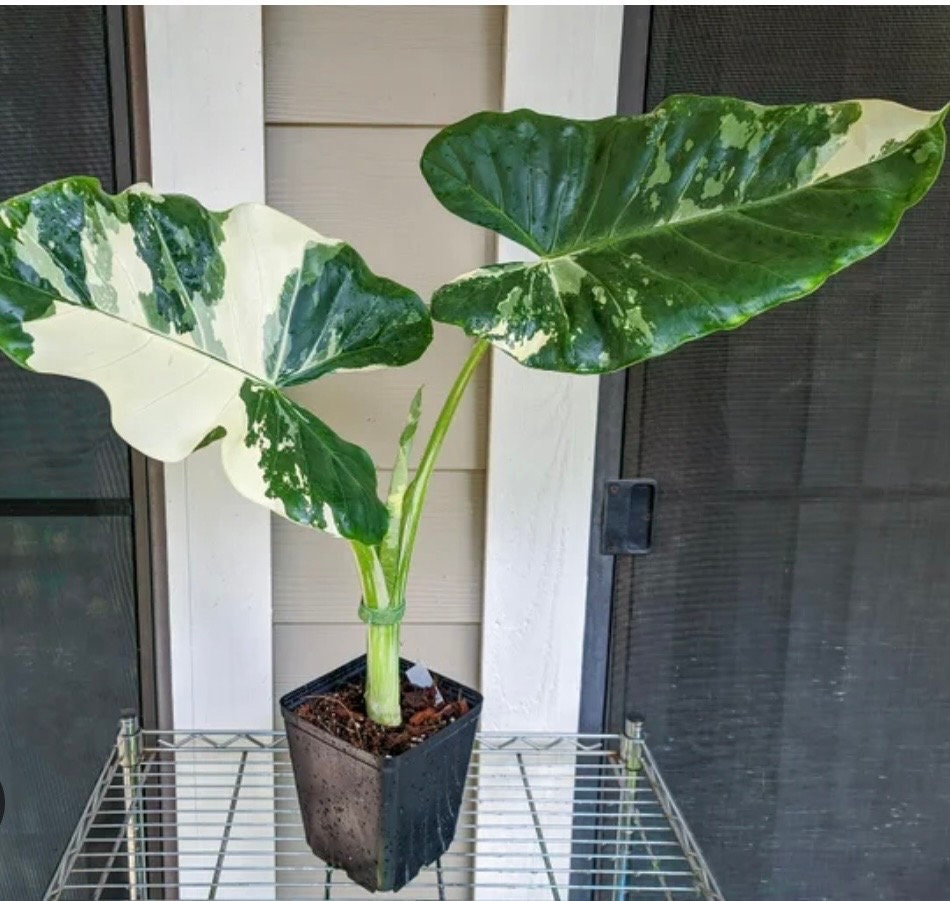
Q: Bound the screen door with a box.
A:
[606,7,950,900]
[0,8,144,897]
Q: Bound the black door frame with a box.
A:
[578,6,653,734]
[104,6,171,732]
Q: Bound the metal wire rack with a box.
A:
[45,717,724,901]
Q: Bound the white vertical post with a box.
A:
[475,9,624,898]
[144,10,273,896]
[480,6,625,733]
[144,6,272,734]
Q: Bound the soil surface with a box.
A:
[294,675,470,756]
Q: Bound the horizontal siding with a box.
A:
[286,325,487,471]
[274,471,485,624]
[263,6,503,125]
[265,125,493,298]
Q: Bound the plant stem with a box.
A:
[394,339,489,602]
[366,622,401,726]
[347,339,488,729]
[350,541,402,726]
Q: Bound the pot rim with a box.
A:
[279,654,483,769]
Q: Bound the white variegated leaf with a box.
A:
[0,178,433,543]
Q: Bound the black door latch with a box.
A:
[601,479,656,555]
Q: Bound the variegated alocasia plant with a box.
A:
[1,95,944,729]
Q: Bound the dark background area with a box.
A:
[0,8,140,897]
[608,7,950,900]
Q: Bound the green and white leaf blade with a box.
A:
[0,178,433,544]
[422,96,947,373]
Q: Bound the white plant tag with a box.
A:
[406,662,444,705]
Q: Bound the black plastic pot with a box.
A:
[279,655,483,893]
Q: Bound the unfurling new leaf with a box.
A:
[379,387,424,595]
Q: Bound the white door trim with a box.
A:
[144,6,273,731]
[479,6,625,731]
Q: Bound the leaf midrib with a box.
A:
[1,250,382,390]
[140,204,217,350]
[0,269,268,387]
[2,199,386,392]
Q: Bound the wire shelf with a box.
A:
[45,720,724,901]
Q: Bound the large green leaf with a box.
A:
[0,178,434,543]
[422,96,947,373]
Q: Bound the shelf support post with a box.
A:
[118,711,149,899]
[614,715,646,895]
[620,715,644,774]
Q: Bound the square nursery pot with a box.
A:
[280,655,483,893]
